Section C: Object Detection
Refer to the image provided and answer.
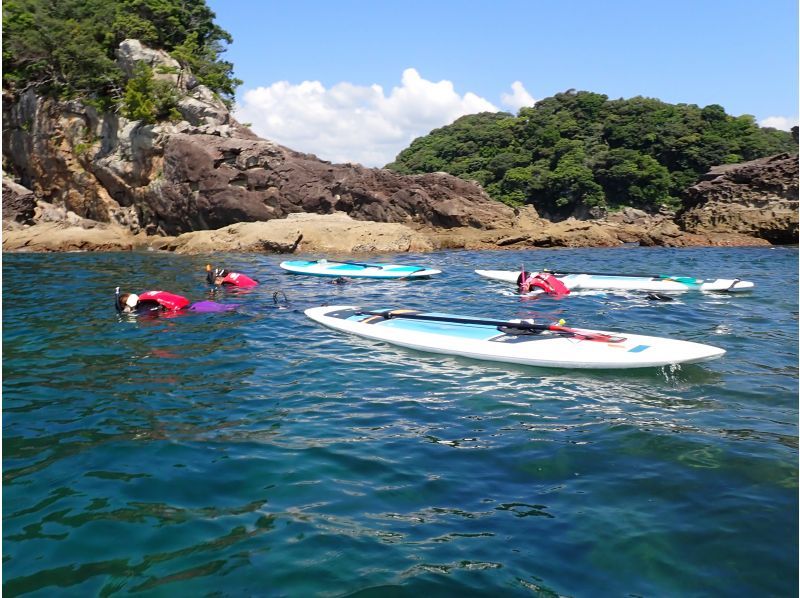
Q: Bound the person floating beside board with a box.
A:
[516,270,571,296]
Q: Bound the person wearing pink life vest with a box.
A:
[206,264,259,288]
[115,288,236,314]
[516,270,571,296]
[116,290,191,313]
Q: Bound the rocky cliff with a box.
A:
[2,39,515,240]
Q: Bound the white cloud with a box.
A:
[501,81,537,112]
[759,115,799,131]
[234,68,499,167]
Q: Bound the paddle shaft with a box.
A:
[361,310,624,342]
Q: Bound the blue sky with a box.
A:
[207,0,799,166]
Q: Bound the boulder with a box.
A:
[1,221,144,252]
[116,39,184,88]
[176,85,230,127]
[159,212,434,254]
[2,177,36,224]
[526,218,621,248]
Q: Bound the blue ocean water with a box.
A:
[3,246,798,597]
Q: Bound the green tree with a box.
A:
[3,0,240,107]
[595,149,674,210]
[171,31,241,106]
[121,63,180,123]
[387,90,796,218]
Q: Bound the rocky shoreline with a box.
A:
[2,39,797,254]
[1,206,775,254]
[2,146,795,253]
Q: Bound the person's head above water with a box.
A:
[117,292,139,312]
[205,264,259,287]
[206,264,228,286]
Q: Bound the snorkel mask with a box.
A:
[115,287,139,313]
[206,264,227,285]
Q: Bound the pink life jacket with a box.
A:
[521,273,570,296]
[221,272,258,287]
[137,291,191,311]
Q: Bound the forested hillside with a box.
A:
[387,91,797,219]
[2,0,240,119]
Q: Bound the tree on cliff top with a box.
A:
[387,91,797,219]
[2,0,240,108]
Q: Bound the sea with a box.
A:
[3,246,798,597]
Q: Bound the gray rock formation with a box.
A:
[2,178,36,224]
[677,153,799,244]
[144,134,516,235]
[116,39,183,85]
[2,39,515,241]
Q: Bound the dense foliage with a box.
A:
[2,0,240,116]
[387,91,797,218]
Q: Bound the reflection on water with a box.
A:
[3,247,798,597]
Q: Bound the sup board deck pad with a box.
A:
[475,270,754,293]
[326,307,557,342]
[280,259,441,279]
[341,308,625,342]
[305,305,726,369]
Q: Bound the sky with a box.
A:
[206,0,799,167]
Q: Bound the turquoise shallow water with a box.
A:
[3,246,798,596]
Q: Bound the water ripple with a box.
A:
[3,247,797,596]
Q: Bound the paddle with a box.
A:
[360,310,625,343]
[540,268,699,284]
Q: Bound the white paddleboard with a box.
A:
[280,259,440,279]
[305,305,726,370]
[475,270,754,293]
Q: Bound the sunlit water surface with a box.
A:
[3,246,797,596]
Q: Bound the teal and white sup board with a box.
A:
[305,305,726,369]
[280,259,441,279]
[475,269,754,293]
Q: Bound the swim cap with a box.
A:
[125,293,139,308]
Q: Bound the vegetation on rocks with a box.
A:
[122,63,182,123]
[387,91,797,219]
[2,0,240,110]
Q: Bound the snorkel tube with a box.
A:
[115,286,122,313]
[206,264,229,285]
[273,290,289,308]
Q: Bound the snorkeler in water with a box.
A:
[516,270,571,296]
[115,288,235,314]
[205,264,259,288]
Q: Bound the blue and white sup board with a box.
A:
[475,270,754,293]
[280,259,441,279]
[305,305,726,369]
